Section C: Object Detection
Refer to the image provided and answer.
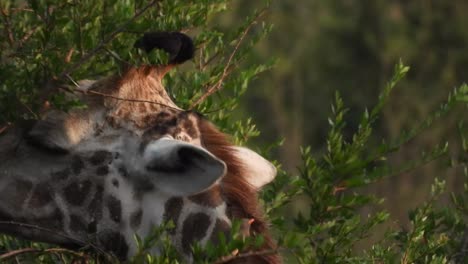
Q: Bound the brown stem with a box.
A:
[19,26,39,46]
[58,0,161,79]
[0,8,15,47]
[19,100,39,120]
[0,221,107,256]
[0,247,86,261]
[199,50,221,71]
[10,8,34,13]
[189,9,267,109]
[0,123,11,135]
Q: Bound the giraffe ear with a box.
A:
[231,147,277,189]
[26,116,71,153]
[143,137,227,196]
[27,111,93,152]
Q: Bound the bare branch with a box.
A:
[0,247,86,261]
[104,47,131,66]
[59,0,161,79]
[0,248,42,260]
[189,9,267,109]
[199,50,222,71]
[0,123,11,135]
[18,26,39,47]
[10,8,34,13]
[19,101,39,120]
[0,221,107,256]
[0,8,15,47]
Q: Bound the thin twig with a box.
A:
[0,123,11,135]
[19,101,39,120]
[104,47,131,66]
[0,221,106,256]
[0,248,41,260]
[86,89,182,112]
[214,248,279,264]
[63,75,182,112]
[0,8,15,47]
[199,50,222,71]
[19,26,39,46]
[0,247,85,261]
[58,0,161,79]
[189,9,267,109]
[10,8,34,13]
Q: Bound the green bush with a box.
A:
[1,1,467,263]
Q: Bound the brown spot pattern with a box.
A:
[111,178,119,188]
[29,183,54,208]
[51,168,71,181]
[98,231,129,261]
[156,111,170,119]
[88,185,104,222]
[182,118,198,138]
[210,219,231,244]
[89,151,112,165]
[130,209,143,229]
[107,195,122,223]
[7,180,33,208]
[71,156,84,174]
[189,185,223,208]
[181,213,211,254]
[36,208,64,230]
[64,180,92,206]
[70,214,87,233]
[117,166,129,178]
[163,197,183,234]
[96,165,109,176]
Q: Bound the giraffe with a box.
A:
[0,32,280,263]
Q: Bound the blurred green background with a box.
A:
[224,0,467,232]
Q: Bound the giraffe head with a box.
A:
[0,32,279,263]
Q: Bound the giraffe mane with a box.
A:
[198,118,281,264]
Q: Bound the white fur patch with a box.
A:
[231,146,277,189]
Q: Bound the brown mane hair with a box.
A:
[198,118,281,264]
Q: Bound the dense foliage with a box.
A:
[0,0,467,263]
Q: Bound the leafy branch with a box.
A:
[58,0,162,80]
[189,8,268,109]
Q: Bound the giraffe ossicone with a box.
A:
[0,32,279,263]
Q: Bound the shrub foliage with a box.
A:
[0,1,467,263]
